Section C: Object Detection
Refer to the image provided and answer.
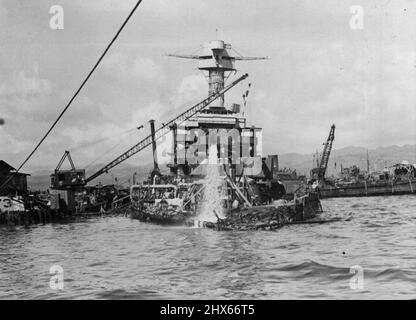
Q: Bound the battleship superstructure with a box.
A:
[166,40,266,178]
[128,40,323,226]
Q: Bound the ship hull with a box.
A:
[129,204,194,225]
[319,179,416,198]
[200,192,322,231]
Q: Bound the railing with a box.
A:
[111,195,131,210]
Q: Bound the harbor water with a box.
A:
[0,195,415,299]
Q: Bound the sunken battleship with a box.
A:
[126,40,323,229]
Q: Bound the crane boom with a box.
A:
[310,124,335,181]
[56,150,76,171]
[86,73,249,183]
[234,56,268,60]
[319,124,335,175]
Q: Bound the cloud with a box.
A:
[1,0,416,172]
[73,0,138,12]
[0,1,7,23]
[171,73,207,108]
[0,68,52,100]
[103,52,165,83]
[0,67,53,139]
[74,0,207,19]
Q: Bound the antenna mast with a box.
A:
[168,40,267,112]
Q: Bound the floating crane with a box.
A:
[85,73,249,183]
[311,124,335,182]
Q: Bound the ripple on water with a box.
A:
[0,196,415,299]
[94,288,162,300]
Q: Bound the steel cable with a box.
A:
[0,0,144,190]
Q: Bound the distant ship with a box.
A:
[318,161,416,198]
[309,124,416,198]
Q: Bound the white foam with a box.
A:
[197,144,225,223]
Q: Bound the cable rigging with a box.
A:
[0,0,144,191]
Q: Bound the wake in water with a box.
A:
[196,144,225,223]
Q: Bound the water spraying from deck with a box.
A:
[196,144,225,223]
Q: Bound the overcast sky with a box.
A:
[1,0,415,173]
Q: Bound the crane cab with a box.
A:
[50,151,86,189]
[50,169,86,189]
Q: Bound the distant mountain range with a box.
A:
[27,144,416,191]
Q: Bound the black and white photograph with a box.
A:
[0,0,415,304]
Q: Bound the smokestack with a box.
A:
[149,120,159,171]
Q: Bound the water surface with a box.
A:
[1,195,415,299]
